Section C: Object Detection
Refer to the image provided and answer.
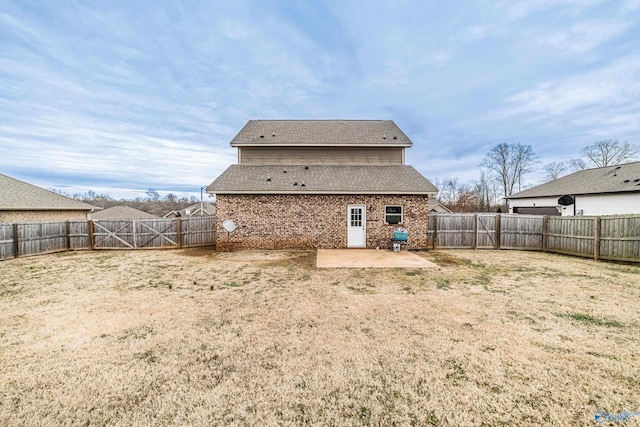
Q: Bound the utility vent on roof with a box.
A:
[260,135,264,138]
[304,166,309,170]
[393,136,397,139]
[624,179,630,183]
[301,183,306,187]
[635,179,640,182]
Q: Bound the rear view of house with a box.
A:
[207,120,437,250]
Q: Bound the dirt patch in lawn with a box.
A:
[1,249,639,426]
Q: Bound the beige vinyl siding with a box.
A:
[239,147,404,165]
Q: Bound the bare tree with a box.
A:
[435,178,477,211]
[580,140,637,168]
[472,169,499,212]
[569,158,588,171]
[437,178,460,209]
[481,143,538,201]
[542,161,568,181]
[514,144,538,192]
[146,188,161,201]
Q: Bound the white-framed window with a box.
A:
[385,205,403,224]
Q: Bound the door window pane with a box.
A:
[351,208,362,226]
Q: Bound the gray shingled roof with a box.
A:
[230,120,412,147]
[92,205,158,220]
[207,165,438,195]
[164,202,216,217]
[0,174,100,211]
[508,161,640,199]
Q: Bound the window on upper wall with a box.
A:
[385,205,403,224]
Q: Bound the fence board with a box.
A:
[135,219,178,248]
[17,222,69,257]
[546,216,594,258]
[428,213,640,262]
[182,216,216,247]
[428,213,476,248]
[599,216,640,261]
[69,221,89,249]
[476,214,498,249]
[93,220,135,249]
[499,214,543,250]
[0,223,14,260]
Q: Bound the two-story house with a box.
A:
[207,120,438,250]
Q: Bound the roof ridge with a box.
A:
[570,160,640,173]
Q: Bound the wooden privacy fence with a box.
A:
[0,217,216,260]
[428,213,640,263]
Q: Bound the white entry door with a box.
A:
[347,205,366,247]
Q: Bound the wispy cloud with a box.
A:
[542,19,633,54]
[1,0,639,194]
[503,54,640,117]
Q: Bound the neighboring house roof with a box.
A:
[508,161,640,199]
[230,120,412,147]
[428,199,452,213]
[208,165,438,195]
[92,205,157,220]
[0,173,100,211]
[164,202,216,218]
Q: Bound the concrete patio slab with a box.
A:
[316,249,438,268]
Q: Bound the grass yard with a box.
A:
[1,248,639,426]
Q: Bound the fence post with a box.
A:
[594,216,601,261]
[65,221,71,251]
[473,214,478,249]
[176,218,183,249]
[12,223,19,258]
[88,220,95,250]
[431,215,437,250]
[133,220,138,249]
[495,214,501,250]
[542,216,548,253]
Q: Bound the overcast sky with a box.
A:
[2,0,639,200]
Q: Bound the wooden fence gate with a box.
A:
[0,216,216,260]
[93,219,178,249]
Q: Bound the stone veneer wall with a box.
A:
[215,194,430,250]
[0,210,89,223]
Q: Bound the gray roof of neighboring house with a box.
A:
[163,202,216,218]
[230,120,412,147]
[0,173,100,211]
[92,205,157,220]
[428,199,452,213]
[207,165,438,195]
[508,161,640,199]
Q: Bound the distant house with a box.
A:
[428,199,452,213]
[93,205,158,220]
[207,120,438,249]
[508,161,640,216]
[0,174,100,223]
[163,202,216,218]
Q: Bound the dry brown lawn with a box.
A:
[1,248,639,426]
